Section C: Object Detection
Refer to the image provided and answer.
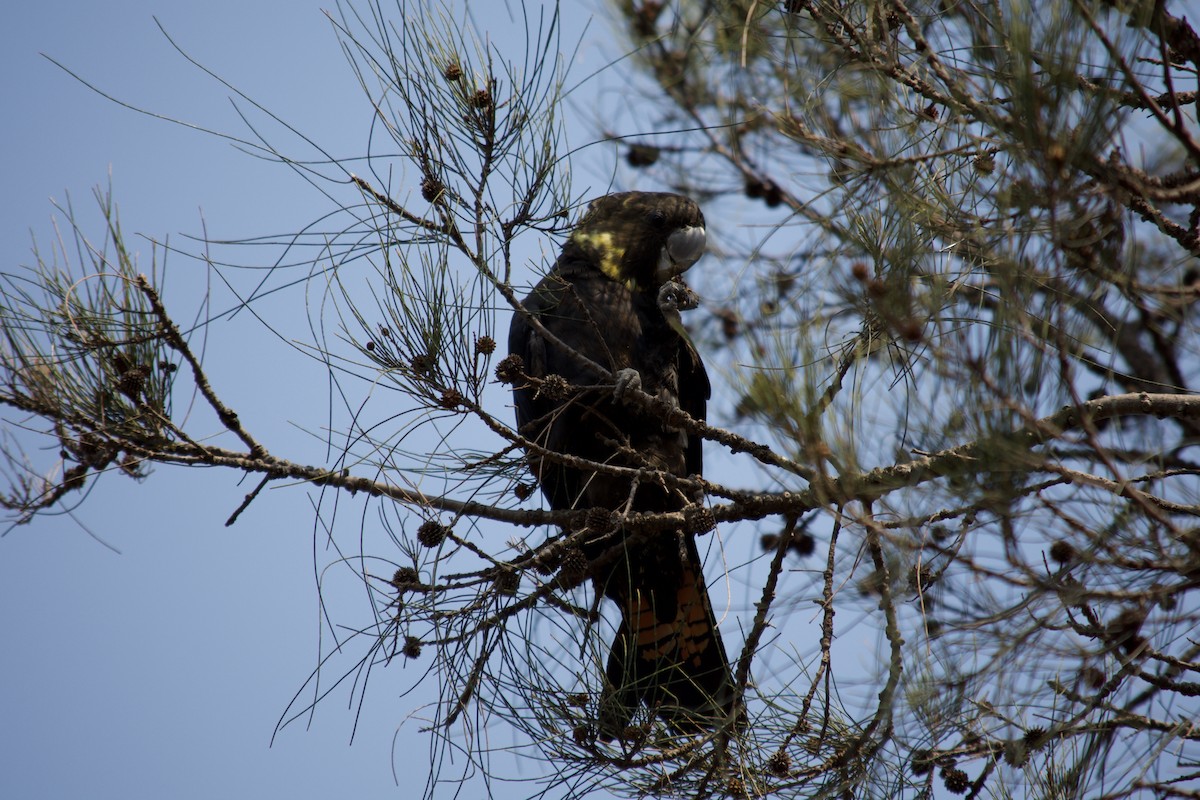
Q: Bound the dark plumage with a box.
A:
[508,192,737,737]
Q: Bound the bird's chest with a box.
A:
[578,285,680,398]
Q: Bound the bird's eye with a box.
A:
[648,210,667,227]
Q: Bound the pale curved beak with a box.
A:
[656,225,707,282]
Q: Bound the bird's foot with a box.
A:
[658,279,700,314]
[613,367,642,400]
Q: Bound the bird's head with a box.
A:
[565,192,707,291]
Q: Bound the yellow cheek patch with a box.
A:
[572,230,628,283]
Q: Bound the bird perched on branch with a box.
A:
[507,191,737,738]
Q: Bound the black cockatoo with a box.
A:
[507,192,737,737]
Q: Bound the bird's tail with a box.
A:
[598,535,739,739]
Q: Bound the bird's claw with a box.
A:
[658,279,700,314]
[613,368,642,400]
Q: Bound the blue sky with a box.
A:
[0,2,639,798]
